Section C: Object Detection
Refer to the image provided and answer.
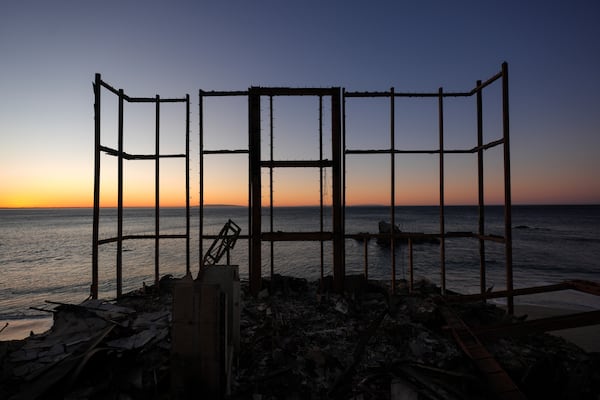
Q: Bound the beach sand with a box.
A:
[506,304,600,353]
[0,318,54,341]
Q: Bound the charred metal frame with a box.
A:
[92,74,190,299]
[198,63,512,307]
[199,88,344,295]
[440,279,600,398]
[198,89,250,285]
[344,63,513,311]
[91,63,511,306]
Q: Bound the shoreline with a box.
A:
[501,304,600,352]
[0,317,54,341]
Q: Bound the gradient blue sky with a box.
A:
[1,1,599,207]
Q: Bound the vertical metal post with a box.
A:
[390,88,396,294]
[269,95,274,278]
[331,88,344,292]
[341,88,346,268]
[319,95,324,280]
[92,73,101,299]
[199,91,204,273]
[438,87,446,295]
[185,94,190,275]
[249,89,262,295]
[154,95,160,288]
[476,80,486,296]
[502,62,514,314]
[363,237,369,280]
[408,238,414,293]
[116,89,124,297]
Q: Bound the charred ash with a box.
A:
[1,274,598,399]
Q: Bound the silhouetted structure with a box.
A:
[93,63,514,312]
[92,75,191,298]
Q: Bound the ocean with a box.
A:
[1,205,599,323]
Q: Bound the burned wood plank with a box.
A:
[438,305,527,400]
[473,310,600,341]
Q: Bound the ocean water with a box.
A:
[1,205,599,321]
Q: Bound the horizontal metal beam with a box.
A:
[99,146,185,160]
[477,138,505,151]
[344,70,503,99]
[346,149,442,155]
[203,149,249,155]
[469,71,503,95]
[194,69,503,104]
[445,231,475,238]
[98,234,187,245]
[345,231,438,239]
[98,80,121,96]
[473,310,600,341]
[202,234,250,240]
[445,282,574,303]
[345,231,505,243]
[344,91,471,98]
[124,154,186,160]
[475,234,506,243]
[199,90,249,97]
[566,279,600,296]
[250,87,338,96]
[195,70,503,100]
[97,80,186,103]
[100,80,188,103]
[262,231,333,241]
[261,160,333,168]
[127,97,187,103]
[345,139,505,155]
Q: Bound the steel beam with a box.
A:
[502,62,514,314]
[390,87,396,294]
[477,79,486,297]
[92,74,101,299]
[185,94,190,274]
[248,89,262,295]
[155,95,160,288]
[473,310,600,341]
[439,305,527,400]
[199,91,204,272]
[331,88,344,292]
[261,232,333,241]
[117,89,124,297]
[438,88,446,295]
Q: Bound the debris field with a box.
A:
[1,274,599,399]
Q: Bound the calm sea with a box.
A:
[1,205,599,320]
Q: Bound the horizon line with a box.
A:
[2,202,599,210]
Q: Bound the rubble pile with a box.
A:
[234,275,600,399]
[0,277,176,399]
[234,276,474,399]
[1,274,599,399]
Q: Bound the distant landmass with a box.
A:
[202,204,244,207]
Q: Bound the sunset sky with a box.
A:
[1,1,599,208]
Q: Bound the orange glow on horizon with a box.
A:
[1,177,92,208]
[2,177,598,208]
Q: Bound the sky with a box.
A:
[1,0,599,207]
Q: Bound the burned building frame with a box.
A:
[92,63,514,312]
